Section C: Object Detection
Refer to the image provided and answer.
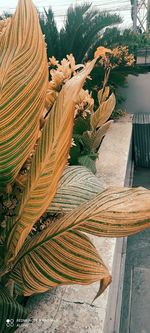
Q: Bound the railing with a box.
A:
[136,47,150,65]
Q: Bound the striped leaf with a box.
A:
[0,0,48,187]
[98,86,110,105]
[0,285,27,333]
[10,229,110,297]
[9,187,150,297]
[78,155,97,174]
[90,93,116,130]
[82,120,113,151]
[77,187,150,237]
[90,120,113,150]
[81,130,93,150]
[48,166,104,213]
[6,59,97,261]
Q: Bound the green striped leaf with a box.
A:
[9,187,150,297]
[0,285,27,333]
[78,155,97,174]
[6,59,97,262]
[10,230,110,297]
[48,166,104,213]
[0,0,48,187]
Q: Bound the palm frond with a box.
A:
[59,4,121,62]
[39,7,60,59]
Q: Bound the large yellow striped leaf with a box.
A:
[10,230,110,296]
[90,93,116,130]
[6,59,97,261]
[0,0,48,187]
[9,187,150,296]
[78,187,150,237]
[48,166,104,213]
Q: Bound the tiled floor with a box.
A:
[120,168,150,333]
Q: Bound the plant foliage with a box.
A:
[39,3,122,62]
[0,0,48,188]
[0,285,27,332]
[0,1,150,331]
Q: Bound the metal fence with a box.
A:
[136,47,150,65]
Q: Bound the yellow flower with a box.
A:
[50,69,64,87]
[57,59,72,80]
[49,56,58,66]
[94,46,112,59]
[67,53,76,71]
[112,47,119,57]
[71,138,76,147]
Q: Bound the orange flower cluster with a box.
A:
[45,54,81,111]
[74,89,94,119]
[111,46,135,66]
[46,54,92,116]
[48,54,84,91]
[94,45,135,69]
[94,46,112,59]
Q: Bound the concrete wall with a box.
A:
[118,72,150,114]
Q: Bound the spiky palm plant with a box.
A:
[39,3,122,62]
[39,8,60,60]
[0,1,150,332]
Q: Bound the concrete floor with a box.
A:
[120,168,150,333]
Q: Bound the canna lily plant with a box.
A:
[0,1,150,332]
[48,46,134,173]
[47,54,116,173]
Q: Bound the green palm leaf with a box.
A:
[59,4,121,62]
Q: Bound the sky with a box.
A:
[0,0,133,30]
